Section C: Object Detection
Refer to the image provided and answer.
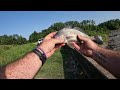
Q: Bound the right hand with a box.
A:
[38,32,65,58]
[72,35,99,57]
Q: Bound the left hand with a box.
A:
[38,32,65,58]
[72,35,99,57]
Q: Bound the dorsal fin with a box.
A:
[64,25,72,29]
[73,27,81,30]
[73,27,85,33]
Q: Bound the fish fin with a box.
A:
[91,35,104,44]
[74,27,86,33]
[64,25,72,29]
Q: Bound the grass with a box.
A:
[35,49,64,79]
[0,43,64,79]
[0,43,35,67]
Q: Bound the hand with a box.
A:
[38,32,65,58]
[72,35,99,57]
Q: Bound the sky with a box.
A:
[0,11,120,40]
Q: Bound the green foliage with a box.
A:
[98,19,120,30]
[0,34,27,45]
[29,31,40,42]
[65,21,80,28]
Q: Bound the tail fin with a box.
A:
[92,35,103,45]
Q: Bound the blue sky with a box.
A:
[0,11,120,39]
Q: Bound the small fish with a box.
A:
[54,26,103,49]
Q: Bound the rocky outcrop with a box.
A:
[107,30,120,51]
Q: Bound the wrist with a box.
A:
[91,46,101,58]
[32,47,47,65]
[38,44,47,56]
[37,47,47,58]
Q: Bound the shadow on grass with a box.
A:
[60,46,107,79]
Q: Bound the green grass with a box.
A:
[35,49,64,79]
[0,43,35,66]
[0,43,64,79]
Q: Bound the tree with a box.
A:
[49,22,65,31]
[0,34,27,45]
[29,31,39,42]
[65,21,80,28]
[17,36,27,45]
[98,19,120,30]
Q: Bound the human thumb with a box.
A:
[52,38,65,44]
[77,35,89,42]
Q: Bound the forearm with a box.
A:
[92,46,120,78]
[0,52,42,79]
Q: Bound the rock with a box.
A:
[107,30,120,51]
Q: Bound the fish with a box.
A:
[54,26,103,49]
